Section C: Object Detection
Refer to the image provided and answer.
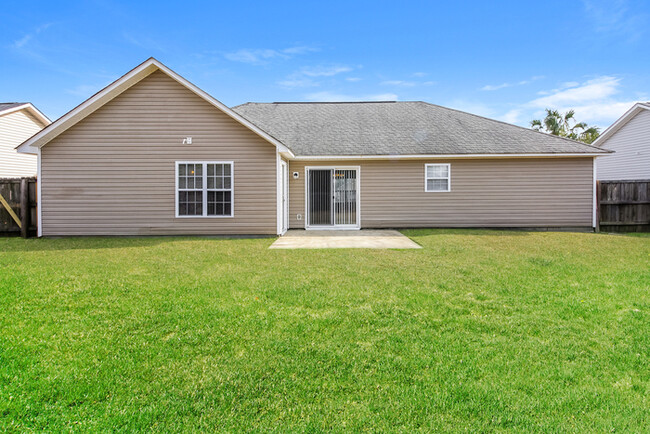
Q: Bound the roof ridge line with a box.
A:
[267,101,400,104]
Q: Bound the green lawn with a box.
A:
[0,230,648,432]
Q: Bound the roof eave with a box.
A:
[291,152,609,160]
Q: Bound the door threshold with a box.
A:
[306,227,360,231]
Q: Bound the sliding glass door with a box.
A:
[307,167,359,228]
[334,169,357,226]
[308,169,332,226]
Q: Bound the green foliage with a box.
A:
[0,231,648,431]
[531,109,601,144]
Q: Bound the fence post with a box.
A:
[20,178,29,238]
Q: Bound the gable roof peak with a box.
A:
[0,102,51,126]
[16,58,293,156]
[592,101,650,146]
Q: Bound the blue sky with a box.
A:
[1,0,649,128]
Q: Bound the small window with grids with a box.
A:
[176,162,233,217]
[425,164,450,192]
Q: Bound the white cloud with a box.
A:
[381,80,417,87]
[560,81,580,89]
[562,101,639,126]
[381,79,436,87]
[444,100,496,118]
[224,49,280,63]
[504,75,644,128]
[123,32,165,52]
[582,0,647,41]
[345,77,362,82]
[277,65,354,88]
[277,78,318,88]
[443,75,639,129]
[482,83,511,91]
[281,46,318,55]
[305,91,398,102]
[13,23,53,49]
[481,76,544,91]
[500,109,522,124]
[66,84,100,97]
[14,34,33,49]
[224,46,318,64]
[412,72,428,77]
[299,66,352,77]
[529,76,621,108]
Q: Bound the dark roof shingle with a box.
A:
[0,102,28,113]
[233,101,608,156]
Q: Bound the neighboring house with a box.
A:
[0,102,50,177]
[593,102,650,181]
[17,58,609,237]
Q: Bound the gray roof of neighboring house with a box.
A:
[232,101,609,156]
[0,102,28,113]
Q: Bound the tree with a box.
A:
[530,109,600,144]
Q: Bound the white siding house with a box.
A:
[0,103,50,177]
[594,102,650,181]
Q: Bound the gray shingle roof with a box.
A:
[232,101,608,156]
[0,102,28,113]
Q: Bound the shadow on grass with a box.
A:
[0,235,276,253]
[599,231,650,238]
[399,227,610,238]
[400,228,532,237]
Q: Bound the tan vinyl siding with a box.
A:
[289,158,594,228]
[0,110,44,177]
[41,70,278,236]
[597,109,650,180]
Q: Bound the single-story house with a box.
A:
[1,102,50,177]
[17,58,609,237]
[593,102,650,181]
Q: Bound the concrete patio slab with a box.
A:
[269,229,421,249]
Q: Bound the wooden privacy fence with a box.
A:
[598,180,650,232]
[0,177,37,237]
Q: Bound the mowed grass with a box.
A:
[0,230,648,432]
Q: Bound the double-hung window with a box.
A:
[176,161,233,217]
[425,164,451,192]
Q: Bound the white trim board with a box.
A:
[16,58,294,158]
[277,157,289,235]
[36,147,42,237]
[592,157,597,229]
[275,152,290,235]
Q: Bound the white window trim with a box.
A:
[175,161,234,218]
[425,163,451,192]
